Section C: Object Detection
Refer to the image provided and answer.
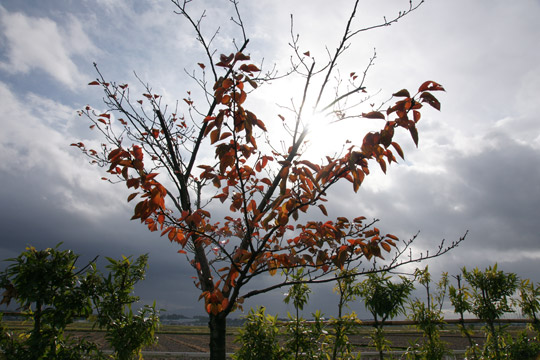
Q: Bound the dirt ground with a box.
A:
[71,329,484,355]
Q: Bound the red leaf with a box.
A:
[392,89,410,97]
[178,250,187,254]
[413,110,421,122]
[210,129,220,144]
[391,142,404,160]
[88,81,100,86]
[239,64,260,73]
[220,132,232,141]
[379,159,387,174]
[418,80,445,93]
[419,92,441,111]
[198,63,206,69]
[409,125,419,147]
[246,77,258,89]
[234,52,250,61]
[362,111,385,120]
[318,204,328,216]
[220,53,234,65]
[132,145,143,160]
[303,51,310,57]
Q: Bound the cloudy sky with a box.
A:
[1,0,539,320]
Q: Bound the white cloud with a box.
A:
[0,6,97,89]
[0,81,127,220]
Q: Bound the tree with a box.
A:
[408,267,449,359]
[232,306,283,360]
[327,269,362,360]
[0,245,159,359]
[462,264,518,360]
[449,274,479,359]
[359,271,414,359]
[73,1,464,359]
[0,244,98,359]
[519,279,540,336]
[282,268,322,360]
[87,255,160,360]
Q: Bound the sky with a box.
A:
[0,0,539,320]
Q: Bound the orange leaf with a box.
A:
[210,129,220,144]
[157,214,165,224]
[168,228,176,241]
[222,78,234,89]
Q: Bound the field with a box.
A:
[3,320,535,359]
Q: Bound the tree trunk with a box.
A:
[209,313,227,360]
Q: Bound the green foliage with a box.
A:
[0,244,159,360]
[283,269,326,360]
[232,306,284,360]
[502,331,540,360]
[284,310,327,360]
[0,244,99,359]
[448,274,479,359]
[407,267,449,360]
[519,279,540,335]
[327,270,362,360]
[232,266,540,360]
[284,269,311,313]
[359,271,413,360]
[326,312,361,360]
[88,254,160,360]
[360,272,413,323]
[461,264,518,360]
[462,265,518,323]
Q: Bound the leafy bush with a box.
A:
[0,244,159,359]
[503,332,540,360]
[232,306,284,360]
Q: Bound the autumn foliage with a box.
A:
[74,62,444,316]
[72,1,461,358]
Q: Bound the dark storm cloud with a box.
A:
[1,0,540,320]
